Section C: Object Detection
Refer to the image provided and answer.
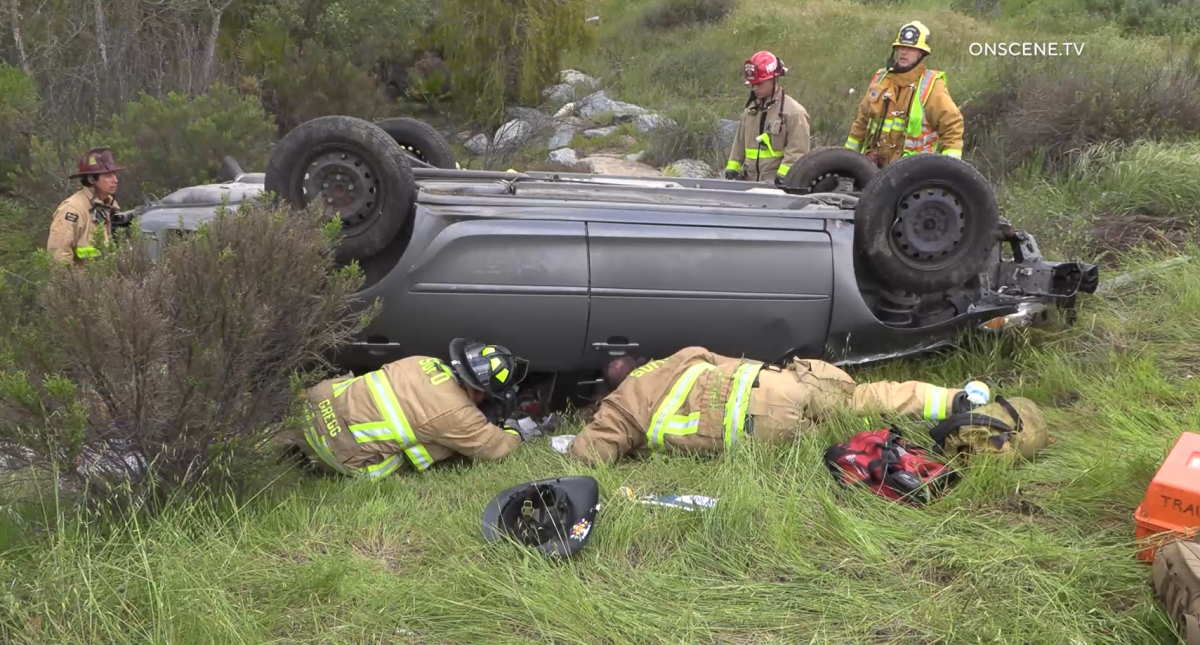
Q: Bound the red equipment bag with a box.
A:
[824,428,957,504]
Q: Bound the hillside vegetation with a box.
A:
[2,0,1200,642]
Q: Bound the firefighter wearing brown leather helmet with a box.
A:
[844,21,964,168]
[276,338,535,478]
[724,50,811,186]
[481,476,600,558]
[46,147,125,264]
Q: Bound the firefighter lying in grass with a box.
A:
[276,338,538,478]
[562,346,979,465]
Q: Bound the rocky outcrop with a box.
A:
[716,119,740,151]
[636,113,675,133]
[578,90,647,121]
[584,125,619,138]
[493,120,532,150]
[559,69,601,91]
[580,154,661,176]
[465,133,490,155]
[548,125,576,150]
[548,148,582,167]
[663,159,715,179]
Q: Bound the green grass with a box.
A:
[1,242,1198,643]
[5,0,1200,641]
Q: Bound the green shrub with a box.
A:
[963,39,1200,176]
[641,105,726,170]
[1083,0,1200,35]
[0,197,375,494]
[431,0,593,125]
[261,41,393,134]
[641,0,736,30]
[12,86,277,211]
[0,64,39,195]
[0,200,40,270]
[999,140,1200,260]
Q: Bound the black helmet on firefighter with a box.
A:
[481,476,600,557]
[448,338,529,397]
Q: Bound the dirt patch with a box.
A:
[1092,213,1198,257]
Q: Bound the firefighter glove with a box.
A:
[505,416,543,441]
[724,170,740,180]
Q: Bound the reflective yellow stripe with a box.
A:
[755,133,779,158]
[332,375,363,398]
[922,386,950,421]
[362,455,403,479]
[349,421,393,443]
[74,246,99,259]
[366,371,434,471]
[725,160,743,172]
[844,137,861,150]
[664,411,700,434]
[942,149,962,158]
[777,163,791,177]
[647,363,714,452]
[723,363,763,449]
[301,406,352,475]
[745,148,784,160]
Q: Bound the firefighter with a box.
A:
[565,346,975,466]
[844,21,964,168]
[280,338,538,478]
[47,147,124,264]
[724,51,811,186]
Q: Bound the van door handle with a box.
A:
[592,341,639,354]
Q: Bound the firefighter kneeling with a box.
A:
[563,346,974,465]
[278,338,535,478]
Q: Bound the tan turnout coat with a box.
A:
[568,346,963,465]
[290,356,520,477]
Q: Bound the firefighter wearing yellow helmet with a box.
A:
[844,21,964,169]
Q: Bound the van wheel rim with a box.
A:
[890,185,966,268]
[300,149,381,225]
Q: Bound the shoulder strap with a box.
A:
[916,70,942,106]
[928,412,1013,450]
[928,395,1024,449]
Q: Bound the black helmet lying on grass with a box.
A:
[481,476,600,558]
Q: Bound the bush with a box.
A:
[963,40,1200,176]
[641,105,726,170]
[0,64,39,195]
[1083,0,1200,35]
[12,85,278,211]
[0,200,40,270]
[1000,140,1200,260]
[261,41,393,134]
[0,196,375,495]
[641,0,736,30]
[431,0,592,125]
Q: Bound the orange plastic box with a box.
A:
[1134,432,1200,563]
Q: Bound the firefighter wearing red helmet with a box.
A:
[46,147,124,264]
[724,51,810,186]
[844,21,964,168]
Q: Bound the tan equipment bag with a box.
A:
[1153,539,1200,644]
